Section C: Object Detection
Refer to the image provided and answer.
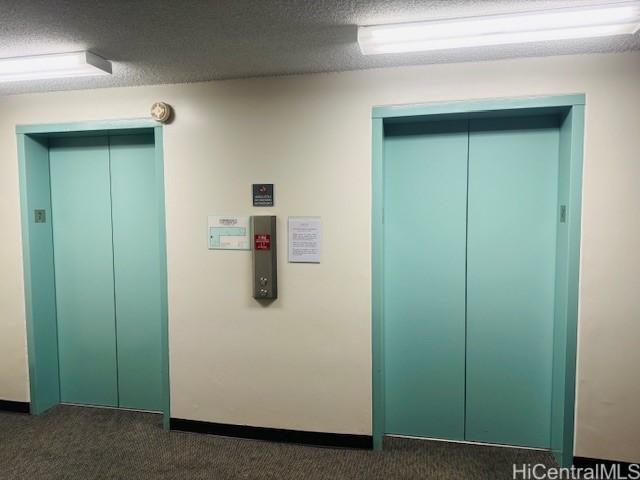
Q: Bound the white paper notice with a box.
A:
[208,215,250,250]
[288,217,321,263]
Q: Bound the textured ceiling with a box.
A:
[1,0,639,95]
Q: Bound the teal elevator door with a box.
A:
[383,115,559,448]
[383,120,468,439]
[50,136,118,407]
[110,134,163,411]
[49,134,162,411]
[465,116,559,447]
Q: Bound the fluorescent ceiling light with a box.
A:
[358,1,640,54]
[0,51,112,82]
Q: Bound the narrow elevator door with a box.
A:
[465,116,559,447]
[383,120,469,440]
[109,133,163,411]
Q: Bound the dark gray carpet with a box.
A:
[0,405,558,479]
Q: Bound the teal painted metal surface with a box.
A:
[383,120,468,440]
[372,94,585,119]
[371,118,384,449]
[550,107,584,467]
[153,126,171,428]
[562,105,584,468]
[16,119,160,135]
[551,110,572,462]
[372,95,584,465]
[465,116,560,448]
[17,134,61,414]
[19,120,170,424]
[49,136,118,407]
[110,133,163,412]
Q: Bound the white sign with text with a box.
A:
[288,217,321,263]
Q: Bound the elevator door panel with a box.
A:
[49,136,118,407]
[110,134,163,411]
[465,116,559,447]
[383,121,468,439]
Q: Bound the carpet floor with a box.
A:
[0,405,559,479]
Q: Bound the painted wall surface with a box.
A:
[0,51,638,462]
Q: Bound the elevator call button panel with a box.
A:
[252,216,277,299]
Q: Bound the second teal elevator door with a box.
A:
[110,133,163,412]
[465,116,559,448]
[50,133,162,411]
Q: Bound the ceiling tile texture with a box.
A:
[1,0,639,94]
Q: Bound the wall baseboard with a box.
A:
[0,399,30,413]
[170,418,373,449]
[574,456,637,474]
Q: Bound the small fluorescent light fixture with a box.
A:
[0,51,111,82]
[358,1,640,54]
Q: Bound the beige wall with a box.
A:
[1,51,639,462]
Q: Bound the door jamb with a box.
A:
[371,95,585,467]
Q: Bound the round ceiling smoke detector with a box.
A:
[151,102,172,123]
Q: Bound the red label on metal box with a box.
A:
[255,234,271,250]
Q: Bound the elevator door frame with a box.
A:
[371,94,585,468]
[17,119,171,428]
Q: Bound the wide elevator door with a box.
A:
[383,120,469,439]
[49,133,162,411]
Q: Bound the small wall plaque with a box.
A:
[34,209,46,223]
[253,184,274,207]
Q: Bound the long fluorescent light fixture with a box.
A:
[0,51,112,82]
[358,1,640,54]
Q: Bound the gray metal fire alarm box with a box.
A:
[251,216,277,299]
